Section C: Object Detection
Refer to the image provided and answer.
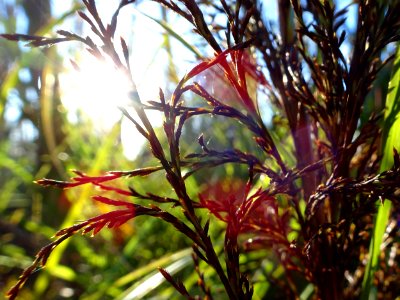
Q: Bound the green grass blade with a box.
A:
[115,248,193,300]
[361,43,400,299]
[141,13,203,59]
[113,248,192,289]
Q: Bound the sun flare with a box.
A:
[59,53,159,160]
[60,54,133,130]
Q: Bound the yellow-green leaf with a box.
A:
[361,43,400,299]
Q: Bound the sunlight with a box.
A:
[59,51,165,160]
[60,54,132,131]
[57,1,181,160]
[59,53,149,160]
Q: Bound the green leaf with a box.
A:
[361,43,400,299]
[142,13,203,59]
[114,248,192,300]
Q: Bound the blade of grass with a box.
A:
[361,43,400,299]
[113,248,192,289]
[161,6,180,84]
[115,249,193,300]
[141,12,203,59]
[81,248,192,299]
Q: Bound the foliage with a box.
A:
[2,0,400,299]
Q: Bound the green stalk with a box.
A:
[361,43,400,299]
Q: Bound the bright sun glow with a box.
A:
[60,53,151,160]
[60,55,132,130]
[57,2,182,160]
